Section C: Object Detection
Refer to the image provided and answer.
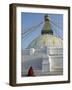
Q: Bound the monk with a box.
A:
[28,66,34,76]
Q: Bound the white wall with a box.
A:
[0,0,72,90]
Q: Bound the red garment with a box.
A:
[28,66,34,76]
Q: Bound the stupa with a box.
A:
[22,15,63,76]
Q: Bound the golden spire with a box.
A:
[41,14,53,35]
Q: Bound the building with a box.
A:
[21,15,63,76]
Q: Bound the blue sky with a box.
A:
[21,12,63,50]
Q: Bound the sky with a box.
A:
[21,12,63,50]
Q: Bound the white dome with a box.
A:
[27,34,63,49]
